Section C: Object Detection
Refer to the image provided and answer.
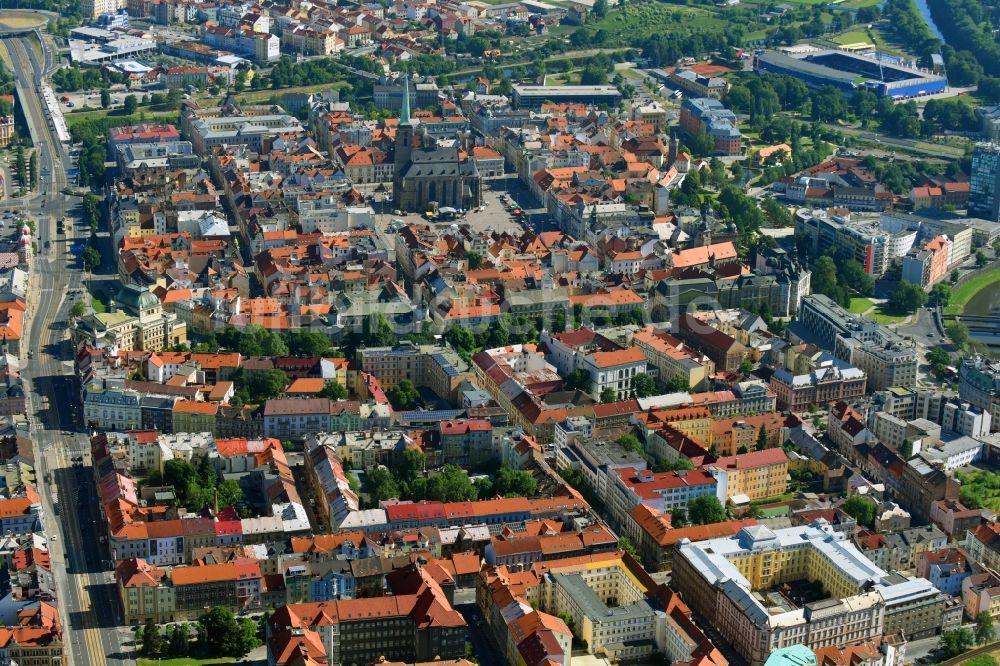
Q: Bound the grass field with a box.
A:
[65,107,178,129]
[137,658,236,666]
[544,72,580,85]
[0,10,47,29]
[831,30,872,45]
[91,289,109,314]
[590,2,725,41]
[235,80,351,104]
[848,297,875,314]
[944,265,1000,315]
[870,308,908,325]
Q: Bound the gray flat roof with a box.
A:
[513,85,621,94]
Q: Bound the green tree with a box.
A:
[630,373,656,398]
[900,439,914,460]
[163,458,197,491]
[887,280,927,314]
[199,607,256,657]
[216,479,243,509]
[319,380,348,400]
[141,618,162,657]
[123,94,138,115]
[491,466,537,497]
[812,256,839,297]
[69,301,86,318]
[600,388,617,403]
[418,464,477,502]
[399,447,426,485]
[235,368,288,403]
[948,321,970,348]
[28,151,37,191]
[842,495,876,528]
[14,145,25,191]
[977,250,989,268]
[976,611,996,645]
[932,282,951,307]
[654,458,694,473]
[367,467,401,502]
[688,495,727,525]
[83,245,102,272]
[284,330,334,356]
[757,426,768,450]
[926,347,951,375]
[463,252,483,270]
[619,535,638,558]
[100,88,111,109]
[670,506,688,526]
[592,0,608,17]
[387,379,420,410]
[168,622,190,657]
[445,326,477,357]
[617,433,642,453]
[365,313,396,347]
[564,368,591,392]
[839,259,874,296]
[939,628,975,658]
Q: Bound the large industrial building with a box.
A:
[753,49,947,99]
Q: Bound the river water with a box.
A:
[911,0,945,42]
[965,282,1000,315]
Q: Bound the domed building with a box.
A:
[72,283,186,352]
[16,224,30,267]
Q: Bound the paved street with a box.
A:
[0,27,130,666]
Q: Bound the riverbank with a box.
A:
[944,264,1000,316]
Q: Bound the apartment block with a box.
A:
[707,448,789,503]
[608,467,716,528]
[673,523,947,666]
[790,295,917,391]
[959,355,1000,430]
[632,326,714,391]
[357,342,472,402]
[770,361,866,411]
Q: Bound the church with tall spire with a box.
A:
[392,73,482,213]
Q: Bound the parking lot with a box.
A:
[60,88,141,112]
[374,175,547,236]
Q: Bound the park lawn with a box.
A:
[0,11,47,29]
[750,493,797,505]
[544,72,579,86]
[591,3,725,41]
[137,658,236,666]
[956,470,1000,513]
[235,80,352,104]
[91,289,109,314]
[848,297,874,314]
[945,265,1000,315]
[870,306,908,325]
[831,30,871,45]
[65,108,177,129]
[842,0,882,7]
[913,140,966,158]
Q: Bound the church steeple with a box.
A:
[400,72,412,126]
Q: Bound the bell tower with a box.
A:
[393,73,414,208]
